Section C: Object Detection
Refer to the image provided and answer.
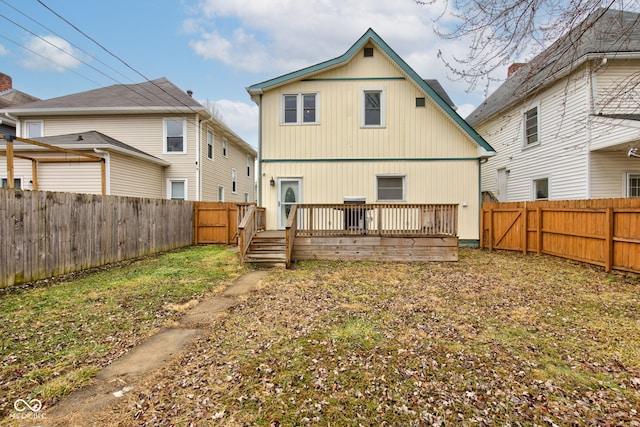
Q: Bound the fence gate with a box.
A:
[193,202,240,245]
[482,207,527,252]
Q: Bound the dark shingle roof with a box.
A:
[424,80,456,109]
[467,8,640,126]
[1,78,204,113]
[1,131,169,166]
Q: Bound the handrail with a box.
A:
[237,204,257,263]
[285,204,298,268]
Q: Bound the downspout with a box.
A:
[199,115,214,201]
[586,62,595,198]
[93,148,110,195]
[258,94,263,206]
[195,113,201,201]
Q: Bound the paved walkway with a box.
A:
[35,270,269,426]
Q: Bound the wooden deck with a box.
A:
[239,204,459,267]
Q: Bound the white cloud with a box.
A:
[0,44,8,56]
[20,35,82,72]
[211,99,259,148]
[186,0,488,106]
[456,103,476,120]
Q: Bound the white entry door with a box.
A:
[278,178,302,229]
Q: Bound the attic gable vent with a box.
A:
[364,47,374,57]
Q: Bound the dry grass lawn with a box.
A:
[85,248,640,426]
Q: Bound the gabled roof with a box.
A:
[1,131,169,166]
[0,89,40,109]
[247,28,494,154]
[467,8,640,126]
[1,78,206,115]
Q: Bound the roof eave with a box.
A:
[1,106,208,116]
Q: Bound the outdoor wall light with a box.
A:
[270,177,275,186]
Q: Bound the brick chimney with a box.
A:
[0,72,12,92]
[507,63,526,78]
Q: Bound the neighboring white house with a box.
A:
[467,8,640,202]
[247,28,495,245]
[0,78,257,202]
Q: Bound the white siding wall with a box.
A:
[479,65,592,201]
[591,151,640,198]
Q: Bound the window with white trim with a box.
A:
[244,192,250,202]
[282,93,318,124]
[168,179,187,200]
[626,173,640,197]
[232,168,237,193]
[533,177,549,200]
[362,88,385,127]
[524,106,539,146]
[24,121,42,138]
[164,118,186,153]
[222,138,228,157]
[246,154,251,177]
[377,175,405,201]
[207,129,214,160]
[218,186,224,202]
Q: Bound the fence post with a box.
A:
[193,203,199,245]
[487,207,494,251]
[605,207,614,272]
[536,207,542,254]
[521,207,528,255]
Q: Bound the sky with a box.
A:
[0,0,508,148]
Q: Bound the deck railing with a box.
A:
[291,204,458,237]
[238,205,259,263]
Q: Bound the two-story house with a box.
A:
[468,8,640,202]
[247,28,495,245]
[0,77,257,202]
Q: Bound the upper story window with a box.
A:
[533,177,549,200]
[524,106,539,146]
[626,173,640,197]
[222,138,228,157]
[282,93,318,124]
[207,129,214,160]
[377,175,405,201]
[164,118,186,153]
[246,154,251,177]
[362,88,386,127]
[24,121,43,138]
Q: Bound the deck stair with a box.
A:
[244,231,287,267]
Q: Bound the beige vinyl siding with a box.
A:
[28,113,199,200]
[200,125,256,202]
[108,151,164,198]
[260,47,478,161]
[38,161,102,194]
[262,160,480,240]
[0,157,32,188]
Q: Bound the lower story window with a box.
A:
[218,186,224,202]
[1,178,22,189]
[533,177,549,200]
[377,175,405,201]
[627,173,640,197]
[168,179,187,200]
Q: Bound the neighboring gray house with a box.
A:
[0,72,39,137]
[1,78,257,201]
[468,9,640,201]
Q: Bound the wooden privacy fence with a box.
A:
[196,202,264,246]
[0,189,193,289]
[481,198,640,273]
